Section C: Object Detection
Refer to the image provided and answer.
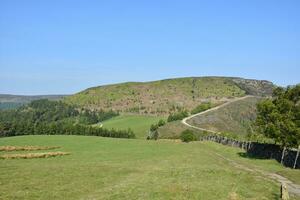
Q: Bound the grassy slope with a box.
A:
[187,96,260,137]
[99,115,165,139]
[64,77,261,114]
[1,135,299,200]
[158,120,203,139]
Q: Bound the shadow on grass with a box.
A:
[272,193,281,200]
[237,152,271,160]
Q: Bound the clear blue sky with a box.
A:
[1,0,299,95]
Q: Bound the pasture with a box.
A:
[100,115,165,138]
[1,135,299,200]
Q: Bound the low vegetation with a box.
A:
[180,130,198,142]
[191,102,212,114]
[167,110,189,122]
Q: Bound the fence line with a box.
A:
[200,135,300,169]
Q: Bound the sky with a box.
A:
[0,0,299,95]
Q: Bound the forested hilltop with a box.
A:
[64,77,274,115]
[0,99,135,138]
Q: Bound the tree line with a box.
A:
[0,99,135,139]
[0,121,135,138]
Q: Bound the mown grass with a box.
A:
[0,135,295,200]
[100,115,165,138]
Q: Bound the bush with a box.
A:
[191,102,212,114]
[147,119,166,140]
[180,130,197,143]
[167,111,189,122]
[158,119,166,127]
[150,124,159,132]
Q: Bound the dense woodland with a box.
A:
[0,99,135,138]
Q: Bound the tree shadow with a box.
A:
[237,152,271,160]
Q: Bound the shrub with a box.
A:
[158,119,166,127]
[220,132,239,140]
[147,119,166,140]
[167,111,189,122]
[191,102,212,114]
[180,130,197,143]
[150,124,159,132]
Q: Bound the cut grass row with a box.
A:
[0,145,69,159]
[0,145,60,151]
[0,152,70,159]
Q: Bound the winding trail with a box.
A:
[181,95,253,133]
[181,95,300,197]
[214,152,300,197]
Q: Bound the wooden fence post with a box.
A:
[281,147,286,165]
[293,145,300,169]
[281,183,289,200]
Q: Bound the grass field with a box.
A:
[1,135,299,200]
[100,115,165,139]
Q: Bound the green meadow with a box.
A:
[1,135,299,200]
[100,115,165,138]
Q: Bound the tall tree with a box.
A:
[256,85,300,166]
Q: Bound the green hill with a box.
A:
[186,96,261,137]
[64,77,274,115]
[157,96,262,140]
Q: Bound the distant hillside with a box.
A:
[0,94,67,109]
[186,96,261,137]
[64,77,274,115]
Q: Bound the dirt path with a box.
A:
[214,152,300,197]
[181,95,253,133]
[180,95,300,197]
